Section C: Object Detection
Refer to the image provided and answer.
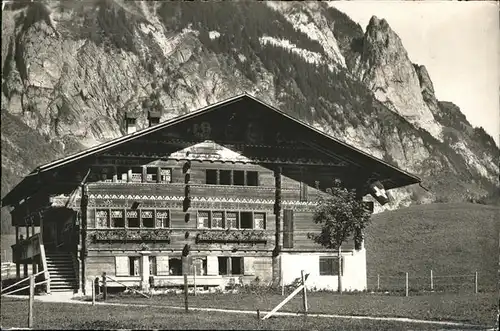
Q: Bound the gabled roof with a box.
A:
[1,93,420,207]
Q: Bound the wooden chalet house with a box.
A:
[2,94,420,293]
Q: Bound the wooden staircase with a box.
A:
[45,252,77,292]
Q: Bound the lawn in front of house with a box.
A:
[0,296,485,330]
[96,290,497,327]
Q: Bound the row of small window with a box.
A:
[197,210,266,230]
[126,256,342,277]
[126,256,244,276]
[206,169,259,186]
[95,209,170,228]
[90,166,172,183]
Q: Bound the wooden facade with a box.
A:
[2,94,420,293]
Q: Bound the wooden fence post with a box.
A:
[405,272,409,297]
[474,271,478,294]
[301,270,308,315]
[28,275,34,328]
[430,270,433,291]
[377,274,380,291]
[102,272,107,301]
[184,274,189,312]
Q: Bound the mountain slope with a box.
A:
[1,1,498,233]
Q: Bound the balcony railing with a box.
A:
[195,230,268,244]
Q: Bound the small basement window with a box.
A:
[206,170,217,184]
[240,212,253,229]
[126,210,140,228]
[319,257,343,276]
[231,257,243,275]
[169,258,182,275]
[246,171,258,186]
[218,257,228,275]
[219,170,231,185]
[233,171,245,186]
[129,256,140,276]
[141,210,154,228]
[111,210,125,228]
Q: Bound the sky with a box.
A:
[329,1,499,145]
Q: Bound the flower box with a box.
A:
[195,230,267,244]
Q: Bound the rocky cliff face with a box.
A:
[1,1,498,231]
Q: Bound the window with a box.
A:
[160,168,172,183]
[146,167,158,183]
[212,211,223,229]
[169,258,182,275]
[218,257,244,275]
[319,257,343,276]
[149,256,157,276]
[198,211,210,228]
[246,171,258,186]
[117,166,128,182]
[206,169,217,184]
[229,170,242,185]
[218,257,228,275]
[206,169,259,186]
[226,212,238,229]
[240,212,253,229]
[129,256,140,276]
[231,257,243,274]
[96,210,109,228]
[141,210,154,228]
[131,167,142,183]
[126,210,140,228]
[111,210,125,228]
[254,213,266,230]
[219,170,231,185]
[156,210,170,228]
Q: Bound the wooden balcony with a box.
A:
[86,229,172,244]
[12,233,41,262]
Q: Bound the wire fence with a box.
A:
[367,271,479,294]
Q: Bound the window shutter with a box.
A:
[156,255,170,276]
[206,256,219,275]
[115,256,129,276]
[243,257,255,275]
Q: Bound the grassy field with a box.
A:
[96,291,497,327]
[366,203,499,291]
[0,297,488,330]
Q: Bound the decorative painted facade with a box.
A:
[2,94,420,293]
